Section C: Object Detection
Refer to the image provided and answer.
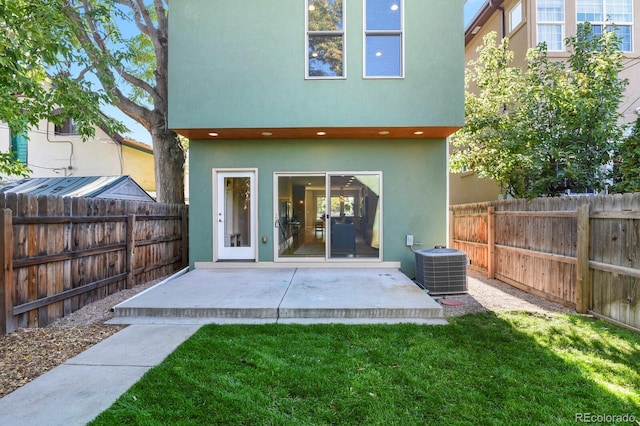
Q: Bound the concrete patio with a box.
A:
[108,267,447,325]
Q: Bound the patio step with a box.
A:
[108,268,447,325]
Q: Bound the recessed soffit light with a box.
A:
[378,130,390,135]
[208,132,219,137]
[317,131,326,136]
[261,131,273,136]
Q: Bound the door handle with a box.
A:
[219,219,223,222]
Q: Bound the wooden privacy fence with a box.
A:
[0,193,188,334]
[450,194,640,332]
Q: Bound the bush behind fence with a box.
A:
[450,193,640,332]
[1,193,188,334]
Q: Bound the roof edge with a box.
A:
[465,0,505,45]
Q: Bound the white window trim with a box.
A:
[576,0,634,52]
[363,0,405,79]
[536,0,566,52]
[509,1,523,33]
[272,171,384,263]
[305,0,347,80]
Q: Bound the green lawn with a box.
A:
[91,312,640,425]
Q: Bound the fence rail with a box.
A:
[1,193,188,334]
[450,194,640,332]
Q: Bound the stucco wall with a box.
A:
[169,0,464,130]
[189,138,448,277]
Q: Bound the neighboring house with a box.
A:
[452,0,640,204]
[0,175,155,202]
[169,0,464,276]
[0,115,155,194]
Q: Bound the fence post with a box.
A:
[126,214,136,289]
[181,209,189,268]
[487,206,496,279]
[448,209,454,249]
[0,209,15,334]
[576,203,591,314]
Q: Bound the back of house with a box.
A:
[169,0,464,276]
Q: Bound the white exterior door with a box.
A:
[215,170,256,260]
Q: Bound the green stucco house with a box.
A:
[169,0,464,277]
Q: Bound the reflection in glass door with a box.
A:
[276,175,326,258]
[328,174,380,259]
[275,173,381,260]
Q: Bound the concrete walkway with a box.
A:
[0,324,200,426]
[0,267,444,425]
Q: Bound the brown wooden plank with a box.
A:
[0,210,15,334]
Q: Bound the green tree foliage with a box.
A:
[449,34,528,197]
[62,0,184,203]
[1,1,184,203]
[613,118,640,193]
[451,24,627,198]
[0,0,122,177]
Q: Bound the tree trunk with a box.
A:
[151,127,185,204]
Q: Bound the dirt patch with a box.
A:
[438,270,575,317]
[0,278,161,398]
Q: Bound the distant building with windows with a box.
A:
[0,116,155,194]
[465,0,639,126]
[450,0,640,204]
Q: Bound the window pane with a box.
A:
[308,35,344,77]
[537,0,564,22]
[606,0,632,22]
[537,24,564,50]
[510,2,523,32]
[366,0,401,30]
[308,0,343,31]
[577,0,603,22]
[365,35,401,77]
[613,25,632,51]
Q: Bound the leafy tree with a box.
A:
[0,0,122,177]
[521,23,626,196]
[1,1,184,203]
[613,118,640,193]
[62,0,185,203]
[449,33,529,197]
[451,24,627,198]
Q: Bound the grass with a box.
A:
[90,312,640,425]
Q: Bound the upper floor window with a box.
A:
[577,0,633,52]
[54,117,78,135]
[306,0,345,78]
[509,1,523,33]
[536,0,565,51]
[364,0,403,78]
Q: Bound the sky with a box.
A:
[113,1,487,147]
[465,0,485,27]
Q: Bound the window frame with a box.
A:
[536,0,566,52]
[54,117,79,136]
[305,0,347,80]
[576,0,633,52]
[363,0,405,79]
[509,1,523,33]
